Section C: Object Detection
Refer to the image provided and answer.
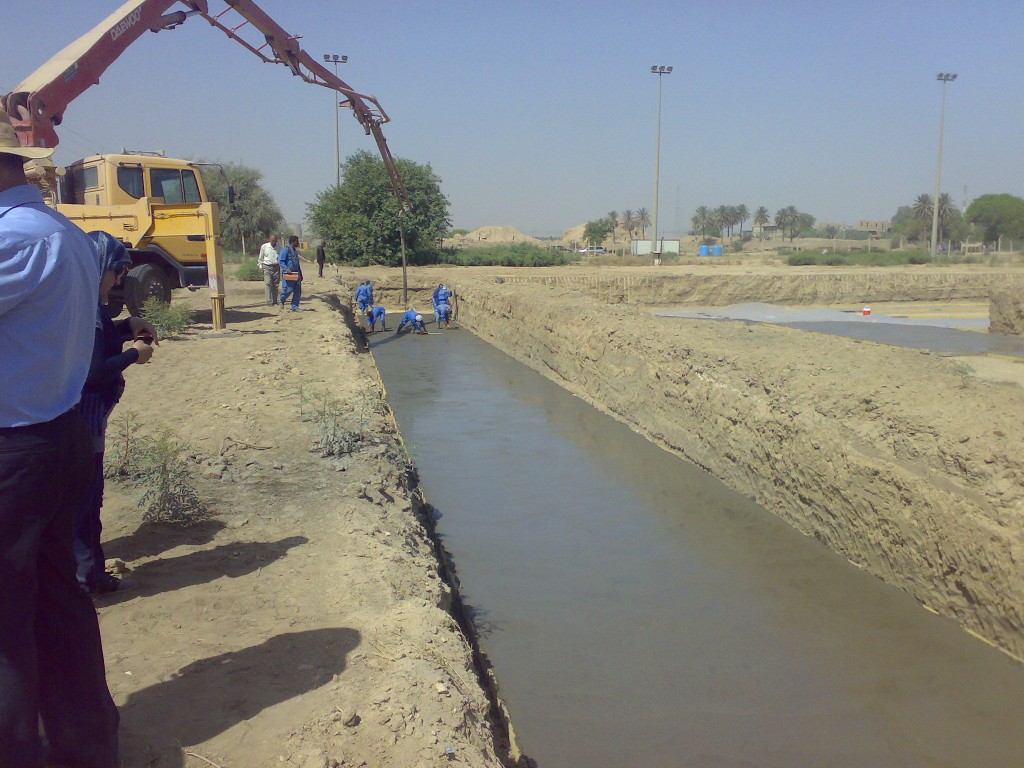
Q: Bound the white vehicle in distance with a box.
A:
[578,246,606,254]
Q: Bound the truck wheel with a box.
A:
[124,263,172,316]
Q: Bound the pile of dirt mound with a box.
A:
[447,225,542,245]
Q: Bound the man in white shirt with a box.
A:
[258,234,280,306]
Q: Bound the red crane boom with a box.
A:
[3,0,409,206]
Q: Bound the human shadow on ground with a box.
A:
[120,627,360,767]
[103,518,227,563]
[94,536,307,606]
[190,307,275,327]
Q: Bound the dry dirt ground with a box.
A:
[97,270,507,768]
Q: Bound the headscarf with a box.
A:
[87,230,132,276]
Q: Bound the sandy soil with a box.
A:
[96,272,507,768]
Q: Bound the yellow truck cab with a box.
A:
[57,152,221,316]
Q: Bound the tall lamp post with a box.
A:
[930,72,956,261]
[650,65,672,265]
[322,53,348,187]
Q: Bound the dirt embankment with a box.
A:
[439,271,1024,662]
[991,287,1024,335]
[487,266,1024,307]
[97,274,508,767]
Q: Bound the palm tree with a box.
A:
[913,193,933,223]
[774,208,788,240]
[936,193,957,244]
[754,206,770,239]
[622,210,636,240]
[693,205,711,240]
[784,206,800,240]
[637,208,651,239]
[736,204,749,237]
[607,211,619,244]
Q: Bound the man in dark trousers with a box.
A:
[0,108,120,767]
[316,239,327,278]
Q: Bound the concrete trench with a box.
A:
[356,270,1024,664]
[356,274,1024,767]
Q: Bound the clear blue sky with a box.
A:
[3,1,1022,238]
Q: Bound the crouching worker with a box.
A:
[396,310,427,335]
[366,304,387,332]
[75,231,158,595]
[434,301,452,329]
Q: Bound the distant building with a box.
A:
[857,219,891,236]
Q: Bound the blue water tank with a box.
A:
[712,244,723,256]
[699,244,710,256]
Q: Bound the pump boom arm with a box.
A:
[3,0,408,206]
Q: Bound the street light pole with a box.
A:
[930,72,956,261]
[322,53,349,187]
[650,65,672,265]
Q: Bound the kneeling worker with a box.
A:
[396,310,427,335]
[366,304,387,332]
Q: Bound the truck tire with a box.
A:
[124,263,172,316]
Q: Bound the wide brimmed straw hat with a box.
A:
[0,109,54,160]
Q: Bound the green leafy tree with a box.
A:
[583,217,614,246]
[965,194,1024,242]
[199,161,285,254]
[306,150,450,266]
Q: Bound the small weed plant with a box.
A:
[141,297,193,338]
[951,361,976,389]
[104,411,209,525]
[297,385,376,457]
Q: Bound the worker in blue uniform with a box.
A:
[396,310,427,334]
[365,304,387,332]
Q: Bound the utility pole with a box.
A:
[930,73,957,261]
[650,65,672,266]
[322,53,349,187]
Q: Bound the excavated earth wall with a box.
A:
[485,268,1024,306]
[438,274,1024,662]
[991,287,1024,335]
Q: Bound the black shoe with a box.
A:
[89,574,137,595]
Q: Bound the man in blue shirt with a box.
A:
[278,234,303,311]
[396,309,427,334]
[365,303,387,332]
[0,109,120,767]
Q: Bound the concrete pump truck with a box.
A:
[3,0,409,329]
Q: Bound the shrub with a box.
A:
[786,253,817,266]
[141,297,193,338]
[104,411,209,526]
[235,258,262,281]
[441,242,576,267]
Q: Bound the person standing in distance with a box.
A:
[316,239,327,278]
[257,233,280,306]
[278,235,303,311]
[0,109,120,767]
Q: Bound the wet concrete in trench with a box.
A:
[656,302,1024,358]
[371,323,1024,768]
